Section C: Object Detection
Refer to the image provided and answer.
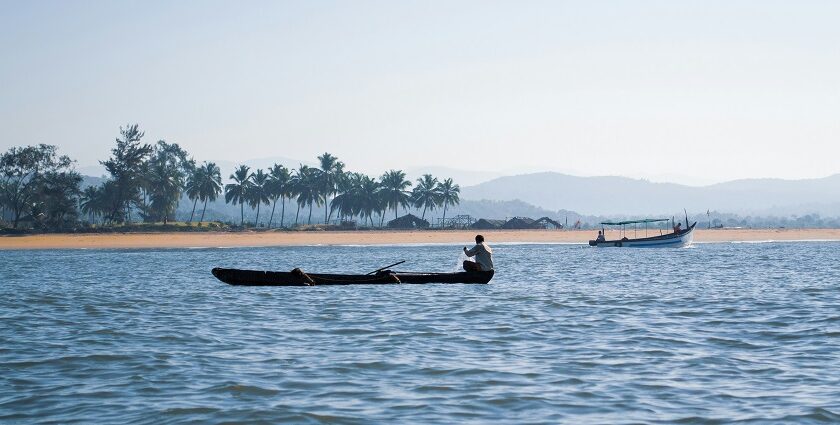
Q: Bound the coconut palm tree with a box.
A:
[379,169,412,221]
[411,174,442,220]
[80,185,103,224]
[267,164,291,228]
[357,175,380,227]
[185,167,204,223]
[248,169,271,227]
[225,165,252,226]
[293,165,321,225]
[147,158,185,225]
[437,177,460,228]
[289,165,317,226]
[330,172,363,223]
[318,152,345,224]
[197,162,222,223]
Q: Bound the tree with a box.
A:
[317,152,345,224]
[225,165,252,226]
[185,167,204,223]
[330,172,361,223]
[438,177,460,228]
[267,164,291,228]
[197,162,222,223]
[80,185,104,224]
[0,144,79,229]
[248,169,270,227]
[293,165,320,225]
[32,169,82,229]
[100,124,152,223]
[379,169,412,220]
[411,174,442,220]
[357,174,380,227]
[144,141,192,224]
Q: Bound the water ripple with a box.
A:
[2,242,840,423]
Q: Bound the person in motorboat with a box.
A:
[463,234,494,272]
[673,222,682,234]
[595,230,606,242]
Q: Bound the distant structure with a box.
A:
[388,214,430,229]
[502,217,537,229]
[534,217,563,229]
[497,216,564,230]
[470,219,505,230]
[437,214,474,229]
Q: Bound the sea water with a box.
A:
[1,242,839,423]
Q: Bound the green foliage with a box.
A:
[100,124,152,223]
[379,169,412,220]
[267,164,291,228]
[0,144,81,229]
[411,174,443,220]
[290,165,322,225]
[247,169,271,226]
[144,141,192,224]
[318,152,345,224]
[225,165,252,226]
[437,177,461,226]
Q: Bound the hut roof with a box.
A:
[502,217,540,229]
[387,213,430,229]
[534,217,564,229]
[470,218,506,229]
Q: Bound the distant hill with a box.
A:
[403,166,503,187]
[460,172,840,217]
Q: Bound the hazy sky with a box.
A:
[1,1,838,185]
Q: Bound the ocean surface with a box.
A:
[2,242,840,424]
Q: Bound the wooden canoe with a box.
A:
[211,267,495,286]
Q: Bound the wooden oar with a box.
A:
[366,260,405,275]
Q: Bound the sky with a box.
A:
[1,0,839,185]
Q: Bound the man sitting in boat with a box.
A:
[463,234,494,272]
[673,222,682,234]
[595,231,605,242]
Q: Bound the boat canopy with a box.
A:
[600,218,670,226]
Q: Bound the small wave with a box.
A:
[207,383,280,396]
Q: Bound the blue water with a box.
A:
[2,242,840,424]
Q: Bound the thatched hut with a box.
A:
[470,218,505,230]
[502,217,539,229]
[387,214,430,229]
[534,217,564,229]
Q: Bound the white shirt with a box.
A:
[465,242,494,271]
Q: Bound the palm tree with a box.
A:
[267,164,291,228]
[318,152,345,224]
[80,185,103,224]
[376,184,390,228]
[411,174,442,220]
[437,177,460,228]
[330,172,362,223]
[357,175,380,227]
[225,165,252,226]
[248,169,270,227]
[185,167,205,223]
[293,165,321,225]
[379,169,412,221]
[147,159,185,224]
[197,162,222,223]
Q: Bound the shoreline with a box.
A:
[2,228,839,250]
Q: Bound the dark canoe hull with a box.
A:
[211,267,495,286]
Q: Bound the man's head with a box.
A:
[598,230,602,235]
[475,234,484,243]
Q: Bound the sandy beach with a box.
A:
[1,228,839,250]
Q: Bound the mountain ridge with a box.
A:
[460,172,840,216]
